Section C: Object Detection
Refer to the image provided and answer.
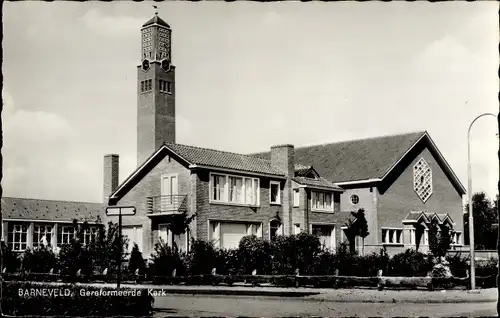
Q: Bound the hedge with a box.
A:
[2,281,153,316]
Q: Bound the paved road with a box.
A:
[153,294,497,317]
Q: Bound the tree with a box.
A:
[428,219,453,257]
[163,211,196,250]
[344,208,370,255]
[415,222,426,252]
[464,192,498,250]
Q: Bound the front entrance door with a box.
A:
[161,174,178,212]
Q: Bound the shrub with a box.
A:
[238,235,273,274]
[1,241,21,272]
[149,242,186,276]
[387,249,432,277]
[128,243,146,274]
[446,253,469,277]
[57,240,93,281]
[186,239,217,275]
[358,249,390,276]
[21,246,58,273]
[2,281,153,316]
[214,248,240,275]
[476,258,498,277]
[310,249,337,275]
[271,233,322,275]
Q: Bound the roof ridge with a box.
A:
[165,142,272,164]
[249,131,427,154]
[1,196,102,205]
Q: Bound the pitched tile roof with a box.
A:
[252,131,427,183]
[293,177,343,191]
[165,142,284,176]
[142,14,170,28]
[1,197,104,223]
[403,211,454,225]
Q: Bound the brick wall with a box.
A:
[195,170,284,242]
[113,153,191,257]
[103,154,119,204]
[377,146,464,246]
[340,187,379,246]
[270,145,294,235]
[137,64,176,166]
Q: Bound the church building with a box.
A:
[104,14,466,258]
[2,13,466,259]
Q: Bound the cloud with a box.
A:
[80,9,143,36]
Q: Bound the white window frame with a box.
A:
[311,224,336,250]
[381,227,403,245]
[33,224,54,249]
[269,219,283,240]
[311,190,334,212]
[82,227,98,246]
[294,223,301,234]
[451,231,462,246]
[293,189,300,207]
[269,181,281,205]
[7,223,29,252]
[57,225,76,247]
[209,172,260,206]
[208,221,263,249]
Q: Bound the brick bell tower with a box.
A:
[137,13,176,166]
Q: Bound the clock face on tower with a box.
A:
[161,59,171,72]
[142,59,150,72]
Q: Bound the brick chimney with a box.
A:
[103,154,119,204]
[270,144,295,176]
[270,144,295,235]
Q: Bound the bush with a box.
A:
[185,239,217,275]
[214,248,240,275]
[128,243,146,274]
[238,235,273,275]
[57,240,93,281]
[149,242,186,276]
[387,249,432,277]
[476,258,498,277]
[310,249,337,275]
[1,241,21,272]
[21,246,58,273]
[446,253,469,277]
[358,249,390,276]
[2,281,153,316]
[271,233,322,275]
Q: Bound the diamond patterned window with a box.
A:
[413,158,433,202]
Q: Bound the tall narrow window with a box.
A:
[293,189,300,207]
[141,81,145,92]
[167,81,172,93]
[147,79,152,91]
[270,181,280,204]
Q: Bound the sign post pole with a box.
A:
[105,206,136,290]
[117,212,122,289]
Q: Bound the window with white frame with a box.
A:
[33,224,53,248]
[270,181,281,204]
[57,225,76,246]
[451,231,462,245]
[7,223,29,252]
[382,228,403,244]
[269,220,283,241]
[293,189,300,207]
[83,227,98,246]
[211,173,259,205]
[311,191,333,211]
[312,224,335,249]
[294,224,301,234]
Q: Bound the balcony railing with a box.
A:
[147,195,188,216]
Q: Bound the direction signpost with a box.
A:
[105,206,136,289]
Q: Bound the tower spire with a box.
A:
[153,5,159,16]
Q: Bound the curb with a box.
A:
[150,288,320,297]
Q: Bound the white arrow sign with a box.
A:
[106,206,136,216]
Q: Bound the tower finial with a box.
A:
[153,5,159,15]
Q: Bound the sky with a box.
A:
[2,2,499,204]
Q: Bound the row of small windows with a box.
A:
[140,79,172,93]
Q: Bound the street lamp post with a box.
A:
[467,112,496,290]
